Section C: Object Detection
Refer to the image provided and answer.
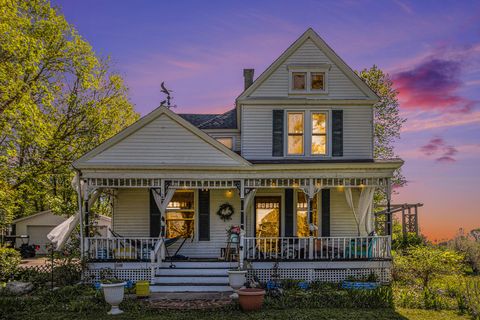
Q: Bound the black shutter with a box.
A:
[284,189,294,237]
[198,190,210,241]
[332,110,343,157]
[321,189,330,237]
[272,110,284,157]
[150,190,161,237]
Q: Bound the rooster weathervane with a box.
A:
[159,82,176,109]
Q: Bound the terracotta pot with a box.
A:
[237,288,266,311]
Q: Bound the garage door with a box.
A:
[27,225,56,254]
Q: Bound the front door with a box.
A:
[254,196,281,238]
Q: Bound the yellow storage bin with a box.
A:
[136,281,150,297]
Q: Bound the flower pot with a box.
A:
[227,270,247,290]
[238,288,266,312]
[101,282,126,315]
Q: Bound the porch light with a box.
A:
[337,186,344,192]
[226,190,233,198]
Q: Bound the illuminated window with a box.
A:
[255,197,280,238]
[215,137,233,149]
[311,112,327,155]
[296,191,318,237]
[311,72,325,91]
[287,112,304,155]
[165,191,195,239]
[292,72,306,90]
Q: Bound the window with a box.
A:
[296,191,318,237]
[311,72,325,91]
[311,112,327,155]
[165,191,195,239]
[288,65,330,94]
[287,112,304,155]
[215,137,233,149]
[292,72,306,90]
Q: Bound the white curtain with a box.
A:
[151,188,176,237]
[244,189,257,211]
[152,188,176,216]
[47,188,103,250]
[344,187,375,236]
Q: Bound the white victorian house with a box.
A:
[73,28,402,292]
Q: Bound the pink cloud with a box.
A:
[401,110,480,132]
[419,136,458,163]
[393,58,476,113]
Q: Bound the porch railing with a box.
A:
[86,237,160,261]
[243,236,391,261]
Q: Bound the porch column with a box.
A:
[83,184,90,238]
[386,179,392,236]
[76,172,84,259]
[239,179,245,269]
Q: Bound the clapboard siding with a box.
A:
[330,188,367,236]
[113,189,150,237]
[85,114,240,166]
[205,131,241,152]
[249,39,367,99]
[241,105,372,159]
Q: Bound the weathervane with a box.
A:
[159,82,176,109]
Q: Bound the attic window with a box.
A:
[292,72,306,90]
[288,64,330,94]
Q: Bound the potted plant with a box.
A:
[237,287,266,311]
[227,225,241,243]
[99,269,127,315]
[227,267,247,298]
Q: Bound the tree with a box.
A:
[393,246,464,290]
[357,66,406,189]
[0,0,139,228]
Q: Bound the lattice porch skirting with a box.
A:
[85,261,391,284]
[84,262,151,283]
[246,261,392,284]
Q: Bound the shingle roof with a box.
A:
[179,109,237,129]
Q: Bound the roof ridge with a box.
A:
[197,108,235,128]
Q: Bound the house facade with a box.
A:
[73,29,402,292]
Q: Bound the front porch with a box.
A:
[80,175,395,287]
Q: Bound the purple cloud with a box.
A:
[419,137,458,163]
[393,58,476,113]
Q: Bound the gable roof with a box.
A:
[12,210,63,224]
[73,106,250,169]
[236,28,379,102]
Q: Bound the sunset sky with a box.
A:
[54,0,480,241]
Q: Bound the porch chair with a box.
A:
[344,236,378,259]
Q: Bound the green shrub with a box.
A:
[0,247,21,281]
[393,246,464,290]
[265,284,393,309]
[463,278,480,319]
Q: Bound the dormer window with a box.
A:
[288,64,330,94]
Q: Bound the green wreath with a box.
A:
[217,203,234,221]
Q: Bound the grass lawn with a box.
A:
[5,306,471,320]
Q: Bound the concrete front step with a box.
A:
[162,261,233,268]
[150,284,233,293]
[155,268,229,276]
[153,275,229,284]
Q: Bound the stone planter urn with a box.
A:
[238,288,266,311]
[101,282,126,315]
[227,269,247,298]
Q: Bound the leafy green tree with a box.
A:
[358,66,406,187]
[393,246,464,290]
[0,0,139,228]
